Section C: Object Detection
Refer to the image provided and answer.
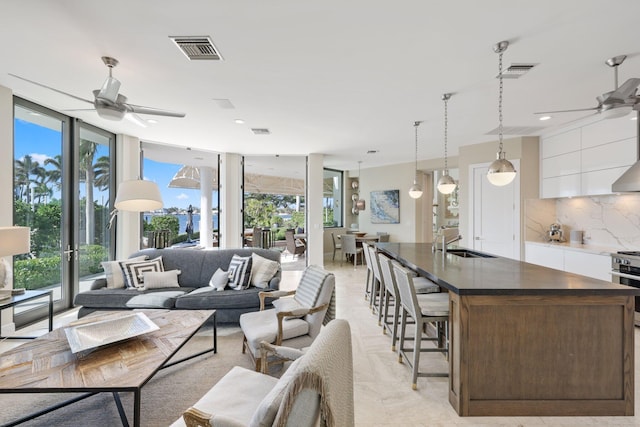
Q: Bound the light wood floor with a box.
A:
[4,258,640,426]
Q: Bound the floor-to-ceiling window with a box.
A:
[243,155,307,269]
[13,98,114,326]
[141,143,220,250]
[323,168,343,228]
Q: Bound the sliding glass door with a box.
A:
[13,98,114,326]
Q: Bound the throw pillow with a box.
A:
[120,256,165,289]
[143,270,181,290]
[227,254,252,290]
[209,268,230,291]
[101,255,147,289]
[249,358,303,427]
[250,253,280,288]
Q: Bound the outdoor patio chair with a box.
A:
[285,229,306,259]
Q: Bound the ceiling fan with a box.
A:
[535,55,640,119]
[10,56,185,126]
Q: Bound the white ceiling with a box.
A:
[2,0,640,173]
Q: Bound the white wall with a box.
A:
[355,162,421,242]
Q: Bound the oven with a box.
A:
[611,251,640,326]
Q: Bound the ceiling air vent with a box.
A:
[251,128,271,135]
[497,63,537,79]
[170,36,223,60]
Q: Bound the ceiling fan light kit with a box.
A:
[10,56,186,126]
[409,121,424,199]
[437,93,457,195]
[487,40,517,187]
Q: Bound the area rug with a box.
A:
[0,327,252,427]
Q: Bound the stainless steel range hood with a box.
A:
[611,110,640,192]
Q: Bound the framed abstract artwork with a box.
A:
[370,190,400,224]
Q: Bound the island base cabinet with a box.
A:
[448,292,635,416]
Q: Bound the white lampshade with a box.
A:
[487,152,517,186]
[408,182,423,199]
[0,226,31,257]
[115,179,163,212]
[437,172,457,195]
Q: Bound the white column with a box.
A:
[199,166,214,248]
[307,153,324,267]
[219,153,243,248]
[116,135,142,258]
[0,85,15,335]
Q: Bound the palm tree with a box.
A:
[79,139,97,244]
[44,155,63,193]
[93,155,111,191]
[14,155,45,206]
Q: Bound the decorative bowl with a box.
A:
[64,312,159,354]
[354,232,367,237]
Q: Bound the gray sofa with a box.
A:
[74,248,282,323]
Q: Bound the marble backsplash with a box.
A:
[525,194,640,250]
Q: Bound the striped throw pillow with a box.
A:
[228,255,252,290]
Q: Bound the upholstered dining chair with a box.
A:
[240,265,335,371]
[376,232,390,242]
[392,260,449,390]
[331,232,342,261]
[340,234,363,269]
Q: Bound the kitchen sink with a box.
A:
[446,249,496,258]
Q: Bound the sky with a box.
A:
[14,117,218,211]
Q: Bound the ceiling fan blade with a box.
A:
[125,113,148,128]
[9,73,94,105]
[96,76,121,103]
[534,106,599,114]
[127,103,186,118]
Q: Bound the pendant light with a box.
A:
[487,40,517,186]
[437,93,456,194]
[408,121,423,199]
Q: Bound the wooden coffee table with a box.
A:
[0,309,216,427]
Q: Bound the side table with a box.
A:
[0,289,53,339]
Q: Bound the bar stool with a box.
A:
[361,241,375,302]
[391,260,449,390]
[377,253,440,350]
[365,244,383,315]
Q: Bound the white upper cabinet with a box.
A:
[540,115,637,198]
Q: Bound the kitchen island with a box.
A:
[377,242,639,417]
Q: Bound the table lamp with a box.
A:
[0,226,31,299]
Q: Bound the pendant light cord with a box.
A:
[414,121,421,181]
[498,49,504,154]
[443,96,449,171]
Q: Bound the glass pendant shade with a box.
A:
[487,151,517,186]
[408,181,423,199]
[437,172,457,194]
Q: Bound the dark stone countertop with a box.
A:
[376,242,640,296]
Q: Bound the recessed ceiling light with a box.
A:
[538,116,552,121]
[147,119,158,124]
[234,119,245,124]
[367,150,378,154]
[631,116,637,121]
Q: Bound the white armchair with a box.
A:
[172,319,354,427]
[240,265,335,371]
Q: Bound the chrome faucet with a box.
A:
[441,234,462,254]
